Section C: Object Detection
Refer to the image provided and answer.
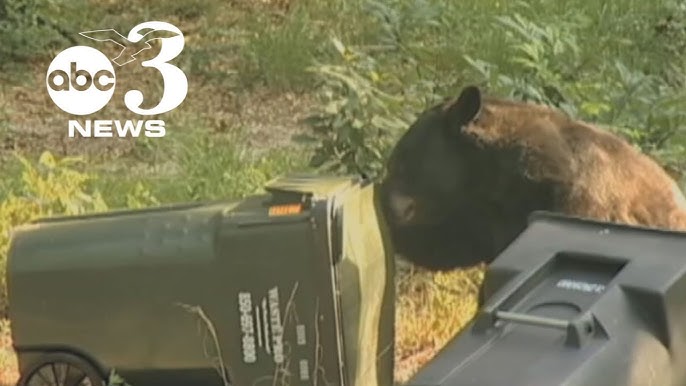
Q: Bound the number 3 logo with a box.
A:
[124,21,188,115]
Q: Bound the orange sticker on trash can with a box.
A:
[268,203,303,216]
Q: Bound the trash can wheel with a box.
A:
[16,352,106,386]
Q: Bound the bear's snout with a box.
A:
[386,191,417,226]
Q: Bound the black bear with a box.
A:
[381,85,686,270]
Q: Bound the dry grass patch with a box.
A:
[0,320,17,386]
[394,265,485,383]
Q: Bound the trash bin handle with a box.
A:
[473,309,596,349]
[494,310,570,330]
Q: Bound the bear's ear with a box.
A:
[445,85,482,130]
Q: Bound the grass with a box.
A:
[394,266,484,383]
[2,0,686,384]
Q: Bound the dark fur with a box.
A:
[381,86,686,270]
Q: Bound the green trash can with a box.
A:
[7,174,395,386]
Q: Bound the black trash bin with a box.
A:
[7,174,395,386]
[407,211,686,386]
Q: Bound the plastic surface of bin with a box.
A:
[407,211,686,386]
[7,174,394,386]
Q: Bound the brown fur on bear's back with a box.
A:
[460,97,686,231]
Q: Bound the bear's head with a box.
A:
[380,85,555,270]
[382,86,483,227]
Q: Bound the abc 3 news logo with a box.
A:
[46,21,188,121]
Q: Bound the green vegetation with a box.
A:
[2,0,686,383]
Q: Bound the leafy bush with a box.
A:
[0,152,156,317]
[301,39,411,178]
[464,11,686,177]
[300,0,470,179]
[303,1,686,182]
